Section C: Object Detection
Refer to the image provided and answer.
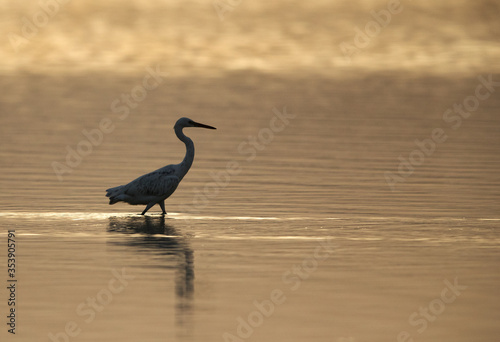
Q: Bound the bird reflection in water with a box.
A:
[107,215,194,336]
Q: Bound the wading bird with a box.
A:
[106,117,216,215]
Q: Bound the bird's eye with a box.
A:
[189,120,194,124]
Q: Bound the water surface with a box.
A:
[1,1,499,341]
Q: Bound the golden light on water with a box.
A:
[1,1,500,342]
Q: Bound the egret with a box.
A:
[106,117,216,215]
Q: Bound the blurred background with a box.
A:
[0,0,499,75]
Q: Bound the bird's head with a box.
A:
[175,117,216,130]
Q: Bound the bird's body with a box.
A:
[106,117,216,215]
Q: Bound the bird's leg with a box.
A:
[159,200,167,215]
[141,202,156,215]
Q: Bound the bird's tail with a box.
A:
[106,185,125,205]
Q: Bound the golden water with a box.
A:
[0,1,499,341]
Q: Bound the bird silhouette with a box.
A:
[106,117,216,215]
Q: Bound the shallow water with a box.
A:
[1,213,499,341]
[1,1,500,341]
[1,74,499,341]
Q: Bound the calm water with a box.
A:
[0,213,499,342]
[1,1,500,341]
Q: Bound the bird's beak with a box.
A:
[193,121,216,130]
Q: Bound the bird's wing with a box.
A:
[124,171,180,198]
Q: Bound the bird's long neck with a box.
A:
[175,125,194,178]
